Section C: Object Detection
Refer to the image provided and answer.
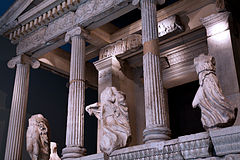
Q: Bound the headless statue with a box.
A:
[86,87,131,155]
[192,54,237,130]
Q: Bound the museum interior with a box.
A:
[0,0,240,160]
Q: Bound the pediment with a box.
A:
[0,0,63,35]
[0,0,33,34]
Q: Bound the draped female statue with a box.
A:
[86,87,131,155]
[192,54,237,130]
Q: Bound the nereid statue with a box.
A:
[86,87,131,155]
[192,54,237,130]
[26,114,50,160]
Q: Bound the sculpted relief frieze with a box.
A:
[158,15,184,38]
[16,27,47,55]
[44,12,76,41]
[100,34,142,59]
[76,0,120,25]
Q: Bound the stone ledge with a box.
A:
[209,126,240,156]
[77,126,240,160]
[200,154,240,160]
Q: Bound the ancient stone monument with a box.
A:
[49,142,61,160]
[26,114,50,160]
[192,54,237,130]
[1,0,240,160]
[86,87,131,155]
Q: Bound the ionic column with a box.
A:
[140,0,171,143]
[62,27,87,159]
[4,55,40,160]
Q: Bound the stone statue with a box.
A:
[26,114,50,160]
[86,87,131,155]
[49,142,61,160]
[192,54,237,130]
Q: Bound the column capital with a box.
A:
[132,0,165,6]
[7,54,40,69]
[94,56,121,72]
[201,12,230,37]
[65,26,89,42]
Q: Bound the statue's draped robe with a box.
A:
[86,87,131,155]
[193,55,236,130]
[100,94,131,155]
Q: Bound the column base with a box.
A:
[62,146,86,159]
[143,126,171,143]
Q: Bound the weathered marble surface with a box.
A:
[77,132,212,160]
[86,87,131,155]
[76,125,240,160]
[49,142,61,160]
[192,54,237,130]
[26,114,50,160]
[158,15,184,38]
[141,0,171,143]
[62,27,86,159]
[16,26,47,54]
[216,0,226,12]
[200,154,240,160]
[209,125,240,156]
[99,34,142,59]
[4,55,40,160]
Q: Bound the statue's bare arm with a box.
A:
[86,102,101,119]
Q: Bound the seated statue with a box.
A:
[86,87,131,155]
[26,114,50,160]
[192,54,237,130]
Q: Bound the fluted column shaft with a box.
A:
[62,27,86,159]
[4,64,30,160]
[141,0,171,143]
[4,55,40,160]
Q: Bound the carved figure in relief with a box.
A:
[49,142,61,160]
[86,87,131,155]
[192,54,237,130]
[26,114,50,160]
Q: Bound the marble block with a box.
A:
[209,126,240,156]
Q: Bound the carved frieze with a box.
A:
[16,27,46,54]
[76,0,120,25]
[109,132,211,160]
[99,34,142,59]
[44,12,76,41]
[158,15,184,38]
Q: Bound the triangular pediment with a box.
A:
[0,0,34,29]
[0,0,63,35]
